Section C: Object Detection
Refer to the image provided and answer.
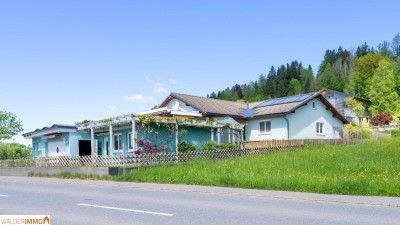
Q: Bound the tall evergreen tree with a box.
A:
[276,65,289,97]
[266,66,277,98]
[300,66,315,93]
[355,42,372,58]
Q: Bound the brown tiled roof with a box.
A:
[160,93,246,117]
[159,92,348,123]
[251,92,319,117]
[252,102,302,117]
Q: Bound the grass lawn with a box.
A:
[116,138,400,196]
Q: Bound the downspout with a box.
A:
[282,114,289,140]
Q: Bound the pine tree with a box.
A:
[276,65,288,97]
[355,42,371,58]
[266,66,277,98]
[300,66,315,93]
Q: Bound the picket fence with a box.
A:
[0,137,386,168]
[0,142,302,168]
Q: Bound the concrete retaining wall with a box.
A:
[0,167,114,177]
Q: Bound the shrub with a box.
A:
[200,141,215,151]
[373,112,393,126]
[215,143,240,149]
[136,140,163,154]
[0,143,31,160]
[178,141,196,152]
[381,129,400,138]
[200,141,240,150]
[344,123,372,139]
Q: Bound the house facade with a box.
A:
[246,98,343,140]
[23,91,348,158]
[22,125,91,158]
[320,89,371,125]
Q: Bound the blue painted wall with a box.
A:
[92,124,215,155]
[32,132,76,158]
[69,132,91,156]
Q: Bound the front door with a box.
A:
[104,137,109,156]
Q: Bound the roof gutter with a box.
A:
[282,114,289,140]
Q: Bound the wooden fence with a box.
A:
[0,136,392,168]
[0,145,300,168]
[243,140,303,148]
[371,132,391,140]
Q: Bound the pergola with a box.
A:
[76,114,244,156]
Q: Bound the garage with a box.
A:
[48,141,66,156]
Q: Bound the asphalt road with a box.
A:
[0,176,399,225]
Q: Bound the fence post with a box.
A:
[122,143,126,173]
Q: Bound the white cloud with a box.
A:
[154,83,168,93]
[123,94,154,103]
[106,105,116,114]
[168,78,178,84]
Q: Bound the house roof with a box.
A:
[160,93,247,117]
[159,92,349,124]
[22,124,77,138]
[251,92,348,123]
[320,88,370,103]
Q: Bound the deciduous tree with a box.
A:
[353,53,384,98]
[368,59,399,116]
[0,111,23,141]
[345,97,365,126]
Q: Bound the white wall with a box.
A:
[288,98,343,139]
[48,141,66,156]
[246,116,288,141]
[166,99,200,113]
[245,98,343,141]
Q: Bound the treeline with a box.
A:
[0,143,31,160]
[208,33,400,108]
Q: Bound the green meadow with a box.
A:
[116,138,400,196]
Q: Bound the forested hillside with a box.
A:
[207,33,400,111]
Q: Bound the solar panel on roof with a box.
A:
[256,94,312,108]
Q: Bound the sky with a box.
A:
[1,0,399,145]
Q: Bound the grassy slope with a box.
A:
[116,138,400,196]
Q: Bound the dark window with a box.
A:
[260,121,271,133]
[316,122,324,134]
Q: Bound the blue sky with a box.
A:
[1,0,399,145]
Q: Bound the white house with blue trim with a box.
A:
[23,91,348,158]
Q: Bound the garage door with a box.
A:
[48,141,66,156]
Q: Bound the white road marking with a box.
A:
[0,195,8,197]
[77,203,174,217]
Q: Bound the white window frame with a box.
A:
[113,134,122,151]
[316,122,325,135]
[259,120,271,134]
[312,101,317,110]
[127,132,134,152]
[37,142,40,156]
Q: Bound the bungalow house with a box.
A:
[22,124,91,158]
[158,92,348,140]
[320,89,372,125]
[23,91,348,158]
